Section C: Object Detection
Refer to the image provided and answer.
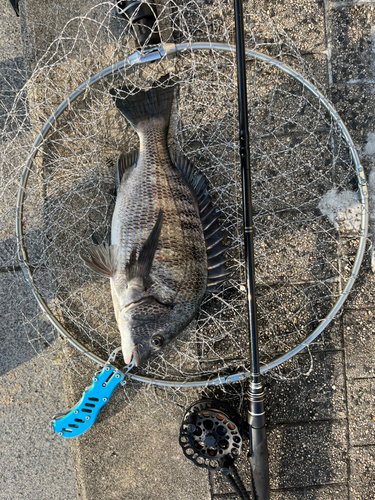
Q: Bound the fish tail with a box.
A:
[110,74,175,131]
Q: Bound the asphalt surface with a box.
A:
[1,1,374,499]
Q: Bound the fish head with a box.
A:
[118,296,175,367]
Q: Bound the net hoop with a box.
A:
[16,42,369,388]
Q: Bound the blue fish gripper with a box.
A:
[51,365,124,438]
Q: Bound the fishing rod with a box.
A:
[233,1,270,498]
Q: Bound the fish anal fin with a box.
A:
[81,244,118,278]
[125,210,163,285]
[116,150,139,190]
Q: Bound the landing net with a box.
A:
[1,2,368,395]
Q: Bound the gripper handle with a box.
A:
[51,365,124,438]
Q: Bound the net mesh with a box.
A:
[0,2,367,398]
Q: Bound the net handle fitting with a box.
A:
[115,1,161,47]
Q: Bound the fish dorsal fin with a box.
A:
[169,150,229,290]
[125,210,163,285]
[81,244,118,278]
[115,150,139,191]
[169,149,207,199]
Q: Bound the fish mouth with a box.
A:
[124,345,140,367]
[120,297,172,367]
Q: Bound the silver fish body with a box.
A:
[82,77,227,366]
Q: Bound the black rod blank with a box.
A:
[234,0,259,379]
[233,1,270,499]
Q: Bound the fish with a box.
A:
[81,75,228,367]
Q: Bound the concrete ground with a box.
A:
[1,1,374,499]
[0,3,78,500]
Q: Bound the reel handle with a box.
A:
[51,365,124,438]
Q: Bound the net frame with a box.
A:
[16,41,369,388]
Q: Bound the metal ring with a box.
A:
[16,42,368,387]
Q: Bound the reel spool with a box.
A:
[179,399,244,473]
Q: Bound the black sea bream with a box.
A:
[82,75,228,367]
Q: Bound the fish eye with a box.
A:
[151,335,164,349]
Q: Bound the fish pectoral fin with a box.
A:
[81,244,118,278]
[125,210,163,284]
[115,151,139,191]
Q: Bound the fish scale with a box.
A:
[113,126,206,296]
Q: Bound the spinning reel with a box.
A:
[179,399,244,473]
